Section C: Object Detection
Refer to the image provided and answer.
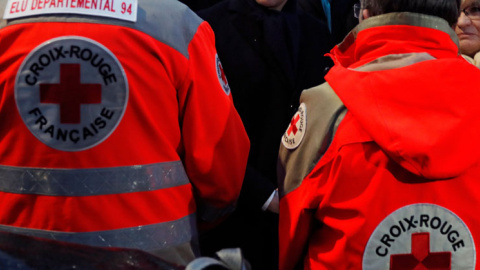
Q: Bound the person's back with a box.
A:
[0,0,249,266]
[278,0,480,269]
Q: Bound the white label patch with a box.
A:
[4,0,138,22]
[363,204,476,269]
[15,36,128,151]
[282,103,306,150]
[215,54,230,95]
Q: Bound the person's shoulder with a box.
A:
[141,0,194,14]
[196,0,230,19]
[139,0,203,28]
[133,0,205,57]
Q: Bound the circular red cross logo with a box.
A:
[363,204,475,269]
[15,36,128,151]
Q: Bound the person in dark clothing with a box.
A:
[179,0,225,11]
[197,0,333,269]
[297,0,359,44]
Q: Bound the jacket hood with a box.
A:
[326,12,480,179]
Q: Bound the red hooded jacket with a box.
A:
[278,12,480,269]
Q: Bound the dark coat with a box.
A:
[197,0,333,269]
[198,0,332,210]
[297,0,359,44]
[179,0,224,11]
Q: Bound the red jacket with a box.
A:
[278,13,480,269]
[0,0,249,266]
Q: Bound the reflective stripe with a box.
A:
[0,214,197,252]
[0,161,190,196]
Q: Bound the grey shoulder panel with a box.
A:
[0,0,202,58]
[278,82,346,196]
[0,2,5,29]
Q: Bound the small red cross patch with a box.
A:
[282,103,306,150]
[219,63,227,86]
[40,63,102,124]
[287,114,300,136]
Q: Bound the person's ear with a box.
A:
[362,9,370,20]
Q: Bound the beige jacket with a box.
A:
[462,52,480,68]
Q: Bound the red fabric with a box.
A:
[279,22,480,269]
[0,21,249,232]
[328,25,480,179]
[281,115,480,269]
[0,185,195,232]
[333,25,459,69]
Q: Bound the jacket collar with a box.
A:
[331,12,460,68]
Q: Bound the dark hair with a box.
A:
[362,0,461,26]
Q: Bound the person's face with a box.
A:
[255,0,288,11]
[456,0,480,57]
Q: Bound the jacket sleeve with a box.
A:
[178,20,250,223]
[277,83,345,269]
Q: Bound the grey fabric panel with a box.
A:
[0,0,202,58]
[354,52,436,72]
[0,214,198,252]
[278,83,346,196]
[0,160,190,196]
[0,2,5,29]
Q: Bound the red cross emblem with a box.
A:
[287,114,300,136]
[219,63,227,86]
[390,232,451,270]
[40,64,102,124]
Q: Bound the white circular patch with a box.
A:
[215,54,230,95]
[282,103,307,150]
[363,204,476,269]
[15,36,128,152]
